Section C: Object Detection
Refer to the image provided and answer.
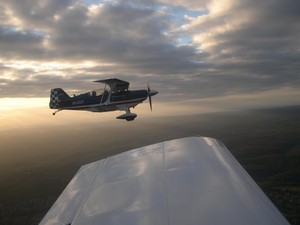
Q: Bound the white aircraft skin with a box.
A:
[39,137,290,225]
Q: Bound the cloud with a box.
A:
[0,26,47,60]
[185,0,300,62]
[0,0,299,109]
[1,1,201,70]
[181,0,300,93]
[159,0,208,10]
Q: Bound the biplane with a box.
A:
[49,78,158,121]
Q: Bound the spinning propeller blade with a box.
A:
[147,84,158,111]
[147,84,152,111]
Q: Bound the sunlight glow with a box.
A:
[88,4,104,17]
[2,60,106,71]
[0,98,48,111]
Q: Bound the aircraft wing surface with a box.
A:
[94,78,129,91]
[39,137,290,225]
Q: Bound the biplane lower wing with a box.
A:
[39,137,290,225]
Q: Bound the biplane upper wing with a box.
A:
[39,137,290,225]
[94,78,130,92]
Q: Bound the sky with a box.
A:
[0,0,300,121]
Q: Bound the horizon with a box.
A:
[1,100,299,132]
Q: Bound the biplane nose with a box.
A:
[147,84,158,111]
[148,89,158,97]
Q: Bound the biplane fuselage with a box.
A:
[54,90,148,112]
[49,78,158,121]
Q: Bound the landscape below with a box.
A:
[0,105,299,225]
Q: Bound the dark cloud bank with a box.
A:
[0,0,299,106]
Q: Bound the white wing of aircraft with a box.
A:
[39,137,290,225]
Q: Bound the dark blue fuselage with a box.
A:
[59,90,148,112]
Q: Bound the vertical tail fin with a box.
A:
[49,88,70,109]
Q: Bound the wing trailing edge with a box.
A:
[39,137,290,225]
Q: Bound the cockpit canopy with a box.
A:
[88,89,103,97]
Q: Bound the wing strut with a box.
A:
[100,84,107,104]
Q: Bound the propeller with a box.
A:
[148,84,153,111]
[147,84,158,111]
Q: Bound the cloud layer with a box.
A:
[0,0,300,109]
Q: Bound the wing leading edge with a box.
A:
[39,137,290,225]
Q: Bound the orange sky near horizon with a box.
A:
[1,85,300,132]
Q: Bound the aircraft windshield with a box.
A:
[89,89,104,97]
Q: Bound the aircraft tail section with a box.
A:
[49,88,71,109]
